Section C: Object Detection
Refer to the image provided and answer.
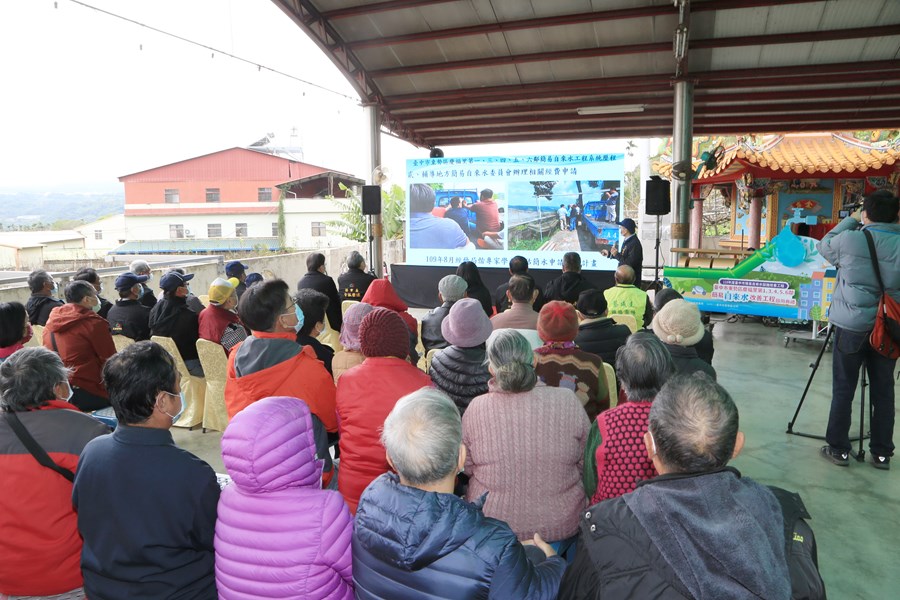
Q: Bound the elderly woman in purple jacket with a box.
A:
[215,396,353,599]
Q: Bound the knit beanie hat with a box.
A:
[339,302,374,352]
[208,278,235,305]
[652,298,704,346]
[537,300,579,342]
[441,298,493,348]
[359,307,409,359]
[438,275,468,303]
[653,287,683,314]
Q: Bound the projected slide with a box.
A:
[406,152,625,270]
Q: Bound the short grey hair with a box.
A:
[347,251,365,270]
[381,387,462,485]
[649,373,739,473]
[130,260,150,275]
[616,331,675,401]
[438,275,468,303]
[486,329,537,393]
[0,347,71,412]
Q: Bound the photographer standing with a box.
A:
[818,190,900,469]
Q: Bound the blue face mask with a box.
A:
[162,391,185,424]
[294,305,305,333]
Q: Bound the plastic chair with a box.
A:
[610,314,638,334]
[24,325,42,348]
[150,336,205,429]
[424,348,439,372]
[318,314,343,352]
[197,294,210,307]
[112,335,135,352]
[341,300,358,315]
[603,362,618,409]
[195,339,229,433]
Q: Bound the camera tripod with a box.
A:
[786,325,871,461]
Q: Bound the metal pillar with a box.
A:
[690,197,703,248]
[670,80,694,265]
[367,106,384,278]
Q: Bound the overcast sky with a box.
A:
[1,0,631,193]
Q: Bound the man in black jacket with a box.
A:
[25,269,64,326]
[149,272,203,376]
[107,272,152,341]
[225,261,249,299]
[338,251,376,302]
[559,374,824,600]
[611,218,643,285]
[420,274,468,354]
[494,255,546,314]
[130,260,158,309]
[73,267,113,320]
[297,252,342,333]
[294,288,335,375]
[544,252,596,304]
[574,290,630,369]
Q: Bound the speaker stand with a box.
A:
[648,214,664,291]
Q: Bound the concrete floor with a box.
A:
[173,318,900,599]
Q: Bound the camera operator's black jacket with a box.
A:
[338,267,376,303]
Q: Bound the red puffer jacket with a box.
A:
[336,357,431,513]
[43,303,116,399]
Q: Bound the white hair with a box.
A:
[381,387,462,485]
[130,260,150,275]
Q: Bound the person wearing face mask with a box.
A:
[130,259,158,310]
[224,279,337,487]
[294,288,335,375]
[0,347,110,599]
[198,278,247,355]
[72,341,220,600]
[25,268,64,326]
[107,272,152,341]
[149,271,204,377]
[42,281,116,411]
[73,267,113,320]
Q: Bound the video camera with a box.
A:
[838,201,862,219]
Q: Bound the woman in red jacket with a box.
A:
[336,308,431,513]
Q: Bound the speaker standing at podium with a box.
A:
[611,218,643,284]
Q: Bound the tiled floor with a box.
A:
[173,317,900,599]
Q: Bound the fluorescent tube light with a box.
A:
[576,105,645,116]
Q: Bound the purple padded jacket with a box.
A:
[215,396,354,599]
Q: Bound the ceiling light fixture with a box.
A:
[576,105,646,116]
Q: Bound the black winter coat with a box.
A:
[297,271,343,332]
[149,296,200,361]
[353,473,566,600]
[420,302,452,354]
[544,272,596,304]
[465,284,494,317]
[338,268,376,302]
[495,281,547,314]
[138,283,157,309]
[665,343,717,380]
[107,299,151,341]
[428,345,490,413]
[574,318,631,368]
[616,235,643,284]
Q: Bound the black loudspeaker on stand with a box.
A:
[362,185,382,215]
[786,325,871,461]
[645,177,670,291]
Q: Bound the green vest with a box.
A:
[604,284,648,324]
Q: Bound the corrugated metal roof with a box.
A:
[272,0,900,146]
[109,237,280,255]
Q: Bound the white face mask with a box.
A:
[648,430,658,456]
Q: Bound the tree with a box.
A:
[622,165,641,219]
[327,183,406,242]
[276,198,287,251]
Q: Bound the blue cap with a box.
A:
[114,272,149,291]
[159,271,194,292]
[225,261,249,276]
[617,218,637,234]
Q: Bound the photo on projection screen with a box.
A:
[406,152,625,270]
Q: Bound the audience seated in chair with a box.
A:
[574,289,631,369]
[559,374,816,600]
[352,387,567,599]
[336,308,431,514]
[534,301,609,421]
[544,252,596,304]
[332,302,374,383]
[651,299,717,380]
[456,261,494,317]
[421,274,468,354]
[73,267,113,320]
[215,397,353,599]
[107,272,152,342]
[654,287,714,365]
[582,332,674,502]
[0,301,33,364]
[43,281,116,412]
[464,329,588,554]
[338,250,376,302]
[603,265,653,328]
[295,288,336,376]
[224,279,337,487]
[198,278,247,355]
[149,271,204,377]
[25,269,64,326]
[73,341,219,600]
[0,347,109,598]
[495,256,547,314]
[491,274,541,330]
[361,278,420,361]
[428,298,493,415]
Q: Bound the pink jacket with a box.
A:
[215,396,353,599]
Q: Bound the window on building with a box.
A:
[235,223,248,237]
[169,224,184,239]
[272,222,279,236]
[208,224,222,238]
[94,230,103,240]
[164,189,180,204]
[258,187,273,202]
[311,222,326,237]
[206,188,221,203]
